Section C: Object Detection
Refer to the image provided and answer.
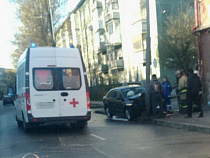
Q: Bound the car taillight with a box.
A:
[26,92,31,111]
[86,91,91,109]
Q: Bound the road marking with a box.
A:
[93,147,115,158]
[90,134,106,141]
[22,153,39,158]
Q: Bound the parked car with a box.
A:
[3,95,14,106]
[103,85,146,120]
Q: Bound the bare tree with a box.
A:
[159,9,197,71]
[11,0,68,68]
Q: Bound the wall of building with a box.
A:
[199,0,210,29]
[55,16,72,48]
[195,0,210,105]
[200,30,210,104]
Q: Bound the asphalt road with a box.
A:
[1,104,210,158]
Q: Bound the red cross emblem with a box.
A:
[70,98,79,108]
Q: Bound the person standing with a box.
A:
[185,69,203,118]
[150,74,164,118]
[162,77,172,113]
[175,70,181,103]
[178,70,188,114]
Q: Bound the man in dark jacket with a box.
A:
[185,69,203,118]
[150,74,164,118]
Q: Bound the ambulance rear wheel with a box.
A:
[16,116,22,128]
[71,121,86,130]
[22,114,31,132]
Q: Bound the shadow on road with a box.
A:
[19,124,90,136]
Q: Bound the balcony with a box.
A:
[108,33,122,47]
[98,64,108,73]
[142,22,147,32]
[105,11,120,23]
[110,59,124,70]
[98,42,106,54]
[93,20,104,32]
[92,1,102,11]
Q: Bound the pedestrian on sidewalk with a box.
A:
[175,70,181,105]
[162,76,172,113]
[150,74,164,118]
[185,69,203,118]
[178,70,188,114]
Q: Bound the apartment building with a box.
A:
[57,0,194,87]
[55,15,73,48]
[193,0,210,105]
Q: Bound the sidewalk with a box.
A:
[91,99,210,134]
[152,98,210,134]
[152,105,210,134]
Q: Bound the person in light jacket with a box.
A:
[162,77,172,113]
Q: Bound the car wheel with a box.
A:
[16,116,22,128]
[106,107,113,118]
[22,115,31,132]
[125,108,133,121]
[71,121,86,130]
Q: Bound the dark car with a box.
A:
[103,85,146,120]
[3,95,14,106]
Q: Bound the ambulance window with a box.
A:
[62,68,81,90]
[34,69,54,90]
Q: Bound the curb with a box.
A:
[94,110,210,134]
[152,119,210,134]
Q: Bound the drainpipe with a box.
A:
[192,0,201,76]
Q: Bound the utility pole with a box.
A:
[48,0,56,47]
[145,0,151,114]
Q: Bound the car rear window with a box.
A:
[61,68,81,90]
[33,68,81,91]
[34,69,54,90]
[121,87,145,98]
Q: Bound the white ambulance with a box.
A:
[15,47,91,131]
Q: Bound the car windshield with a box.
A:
[121,87,145,98]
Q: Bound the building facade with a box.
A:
[57,0,194,87]
[55,15,73,48]
[193,0,210,105]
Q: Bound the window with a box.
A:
[108,22,113,35]
[142,34,147,50]
[34,69,54,90]
[133,33,147,52]
[121,87,145,98]
[33,68,81,91]
[107,90,117,98]
[112,2,119,10]
[140,2,146,20]
[62,68,81,90]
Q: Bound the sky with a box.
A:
[0,0,16,69]
[0,0,80,69]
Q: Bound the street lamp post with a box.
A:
[48,0,56,47]
[145,0,151,114]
